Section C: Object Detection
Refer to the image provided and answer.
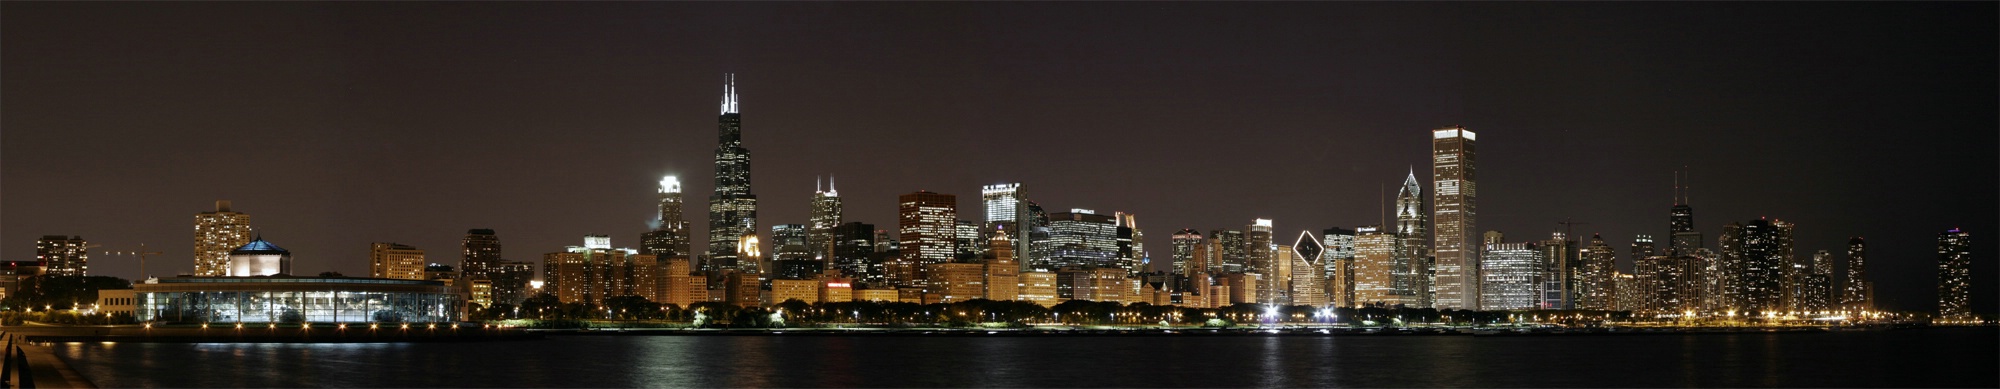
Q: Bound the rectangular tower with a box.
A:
[194,201,252,276]
[896,191,957,287]
[35,235,89,277]
[1431,126,1478,309]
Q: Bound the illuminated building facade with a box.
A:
[1395,171,1431,308]
[230,238,291,277]
[1431,126,1478,310]
[1322,228,1356,307]
[707,73,760,273]
[489,260,535,306]
[1246,219,1274,303]
[35,235,88,277]
[370,242,426,280]
[895,191,957,287]
[194,200,253,277]
[641,176,693,260]
[1172,229,1201,275]
[831,222,878,284]
[1936,228,1971,318]
[1353,226,1405,307]
[1577,234,1617,310]
[1290,231,1327,307]
[1842,237,1871,309]
[1480,242,1543,310]
[809,176,843,262]
[1045,210,1120,269]
[1724,219,1792,311]
[461,229,502,281]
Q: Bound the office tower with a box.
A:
[1291,231,1328,307]
[370,243,427,280]
[1394,171,1432,308]
[1481,242,1544,310]
[1431,126,1479,310]
[809,176,843,262]
[1842,237,1871,309]
[1116,212,1146,275]
[981,183,1022,227]
[1045,210,1121,269]
[1171,229,1202,275]
[896,191,957,287]
[772,224,816,279]
[490,260,536,306]
[1725,219,1791,311]
[194,200,253,276]
[1322,228,1357,308]
[956,220,984,259]
[831,222,878,283]
[1668,171,1703,256]
[1353,226,1405,307]
[985,232,1020,301]
[642,176,694,260]
[982,183,1032,269]
[34,235,88,277]
[1794,250,1834,312]
[1213,230,1248,274]
[1937,228,1971,318]
[1539,233,1579,309]
[707,74,760,273]
[461,229,502,281]
[1632,235,1656,263]
[1245,219,1275,303]
[1578,234,1617,310]
[926,262,986,303]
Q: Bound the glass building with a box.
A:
[1480,242,1544,310]
[136,276,460,324]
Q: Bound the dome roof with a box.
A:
[231,237,289,255]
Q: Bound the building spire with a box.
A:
[720,73,739,115]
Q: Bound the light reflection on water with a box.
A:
[51,328,1999,388]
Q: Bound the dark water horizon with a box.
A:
[58,327,1998,388]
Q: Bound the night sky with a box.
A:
[5,2,1994,314]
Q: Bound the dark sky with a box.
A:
[5,2,1994,314]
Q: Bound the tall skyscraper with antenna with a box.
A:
[1669,170,1703,255]
[809,176,843,264]
[1431,126,1478,310]
[707,73,760,273]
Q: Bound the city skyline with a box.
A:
[3,2,1995,314]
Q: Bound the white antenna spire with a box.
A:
[720,73,739,115]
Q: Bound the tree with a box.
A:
[4,275,132,310]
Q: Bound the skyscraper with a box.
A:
[1668,170,1703,256]
[1213,229,1247,274]
[707,74,759,273]
[1539,232,1579,309]
[35,235,88,277]
[831,222,878,284]
[194,201,252,276]
[1322,228,1357,308]
[1046,210,1121,269]
[642,176,693,260]
[895,190,957,287]
[1171,229,1202,275]
[1936,228,1971,318]
[1577,234,1617,310]
[1116,212,1146,275]
[1353,225,1405,307]
[1246,219,1275,303]
[981,183,1022,228]
[1842,237,1871,310]
[1480,242,1544,310]
[371,242,427,280]
[1290,231,1327,307]
[809,176,843,262]
[1726,219,1791,311]
[1431,126,1478,310]
[461,229,502,281]
[1395,170,1431,308]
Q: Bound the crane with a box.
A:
[100,243,164,281]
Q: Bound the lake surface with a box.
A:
[56,328,1998,388]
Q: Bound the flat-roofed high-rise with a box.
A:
[1431,126,1478,309]
[194,201,253,276]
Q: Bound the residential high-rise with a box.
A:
[1431,126,1479,310]
[1725,219,1792,311]
[707,74,760,273]
[1480,242,1544,310]
[1394,170,1431,308]
[490,260,536,306]
[461,229,502,281]
[1842,237,1871,310]
[1577,234,1617,310]
[1936,228,1971,318]
[809,176,843,262]
[544,236,650,305]
[895,191,957,287]
[194,201,253,276]
[1322,228,1357,308]
[35,235,88,277]
[641,176,693,260]
[1171,229,1202,275]
[1539,233,1579,309]
[370,242,427,280]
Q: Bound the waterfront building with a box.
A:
[726,271,760,308]
[810,176,843,262]
[1480,242,1543,310]
[1937,228,1971,318]
[1018,270,1062,307]
[661,257,697,307]
[423,264,457,284]
[0,261,44,301]
[228,237,291,277]
[926,262,986,303]
[1613,272,1644,312]
[895,190,957,287]
[1291,231,1327,307]
[1395,170,1432,308]
[985,233,1020,301]
[1577,234,1617,310]
[1353,226,1405,307]
[1323,228,1357,307]
[461,229,502,281]
[831,222,878,284]
[1723,219,1792,312]
[370,242,426,280]
[641,176,694,260]
[490,260,535,306]
[1431,126,1479,310]
[769,278,819,305]
[1843,237,1872,310]
[194,201,253,276]
[35,235,88,276]
[1539,233,1579,310]
[542,236,649,305]
[1246,219,1275,303]
[138,236,459,323]
[707,74,760,274]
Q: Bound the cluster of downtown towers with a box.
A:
[145,75,1974,318]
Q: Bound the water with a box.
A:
[57,328,1998,388]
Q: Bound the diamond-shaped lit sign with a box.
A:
[1292,231,1324,266]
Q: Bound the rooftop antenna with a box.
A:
[1380,182,1387,227]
